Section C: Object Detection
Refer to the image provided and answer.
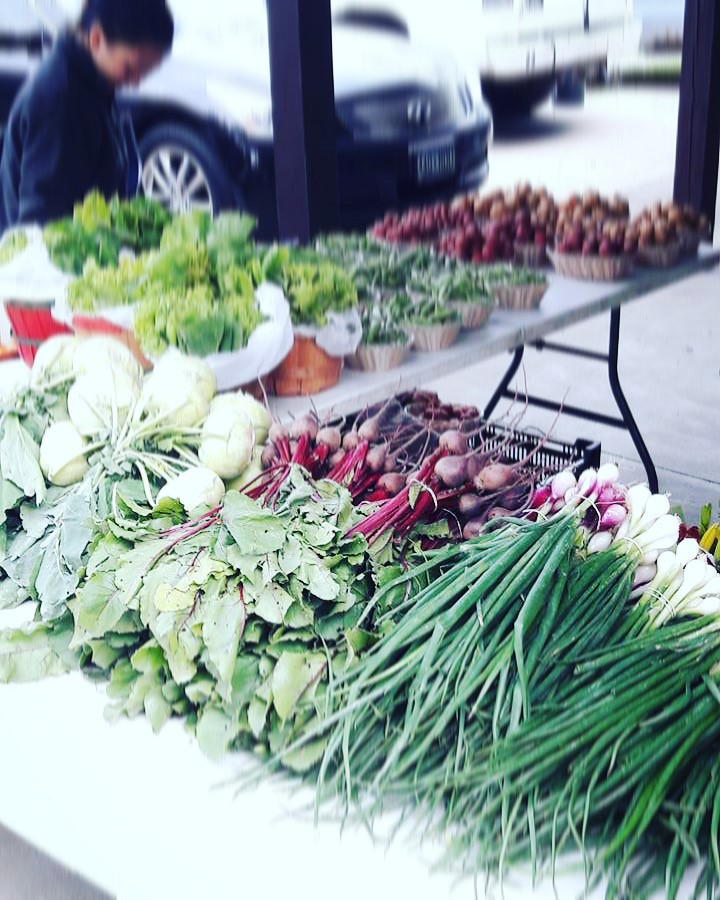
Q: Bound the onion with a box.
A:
[551,470,576,500]
[600,504,627,530]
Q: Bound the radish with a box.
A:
[342,431,360,451]
[329,449,346,468]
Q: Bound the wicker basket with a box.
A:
[446,300,493,330]
[514,242,548,269]
[678,231,702,259]
[72,315,152,371]
[273,335,342,396]
[406,322,461,353]
[4,300,73,366]
[347,342,410,372]
[636,241,682,269]
[494,283,548,311]
[548,250,633,282]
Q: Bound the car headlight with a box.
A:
[206,78,274,141]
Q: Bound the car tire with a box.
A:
[481,74,556,118]
[137,123,237,216]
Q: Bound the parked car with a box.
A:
[0,0,492,239]
[332,0,642,116]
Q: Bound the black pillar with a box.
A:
[266,0,339,244]
[673,0,720,235]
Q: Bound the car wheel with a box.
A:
[137,124,236,216]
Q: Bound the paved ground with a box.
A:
[426,85,720,524]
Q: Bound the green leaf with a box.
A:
[144,686,173,733]
[271,651,326,722]
[0,415,46,504]
[201,581,247,685]
[69,571,126,644]
[130,641,166,675]
[0,578,27,610]
[304,562,340,602]
[248,695,269,738]
[0,477,23,524]
[222,491,288,555]
[196,706,239,760]
[250,583,296,626]
[0,615,80,683]
[282,737,328,773]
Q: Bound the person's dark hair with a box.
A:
[79,0,174,50]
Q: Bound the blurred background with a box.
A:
[0,0,694,237]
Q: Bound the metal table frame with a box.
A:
[483,306,659,491]
[272,251,720,494]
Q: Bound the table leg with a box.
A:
[483,346,524,419]
[607,307,659,493]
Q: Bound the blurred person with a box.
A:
[0,0,174,231]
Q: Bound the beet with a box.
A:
[289,414,318,441]
[474,462,517,493]
[316,426,341,452]
[342,431,360,451]
[366,445,387,473]
[358,418,381,442]
[268,422,287,444]
[434,455,468,488]
[439,430,468,455]
[463,519,486,539]
[378,472,406,496]
[458,493,486,519]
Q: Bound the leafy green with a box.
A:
[0,230,28,266]
[44,191,168,275]
[133,287,263,357]
[280,260,357,327]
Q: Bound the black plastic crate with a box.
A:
[468,423,601,480]
[349,393,601,480]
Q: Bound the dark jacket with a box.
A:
[0,32,131,231]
